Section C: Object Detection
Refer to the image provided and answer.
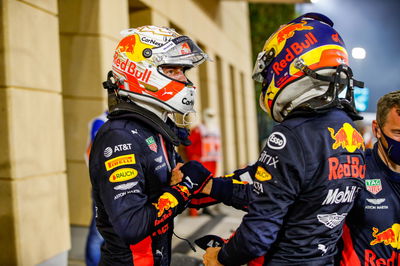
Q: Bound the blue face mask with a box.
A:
[381,130,400,165]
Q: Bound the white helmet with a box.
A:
[112,26,209,115]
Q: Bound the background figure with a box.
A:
[339,90,400,265]
[84,111,107,266]
[185,108,221,216]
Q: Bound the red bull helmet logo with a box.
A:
[370,224,400,249]
[328,123,365,153]
[277,21,314,44]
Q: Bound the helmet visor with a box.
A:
[252,51,267,83]
[252,48,275,83]
[152,36,209,67]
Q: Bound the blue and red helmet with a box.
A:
[252,13,350,122]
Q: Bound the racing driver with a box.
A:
[89,26,212,265]
[184,13,367,265]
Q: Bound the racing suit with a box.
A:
[89,102,192,265]
[210,109,366,265]
[339,143,400,266]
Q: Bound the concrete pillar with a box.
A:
[218,60,237,173]
[243,75,259,163]
[232,68,247,167]
[59,0,129,226]
[0,0,69,264]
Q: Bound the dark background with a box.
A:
[297,0,400,112]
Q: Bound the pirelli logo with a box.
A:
[105,154,136,171]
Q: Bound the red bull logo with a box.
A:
[328,123,365,153]
[272,32,318,76]
[370,224,400,248]
[277,21,314,44]
[117,35,136,54]
[365,249,400,265]
[328,155,365,180]
[153,193,178,217]
[113,59,152,83]
[176,184,190,197]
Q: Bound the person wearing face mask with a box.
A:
[339,90,400,265]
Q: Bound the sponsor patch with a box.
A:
[322,186,359,205]
[255,166,272,181]
[105,154,136,171]
[155,162,166,171]
[317,212,347,229]
[113,189,141,200]
[364,250,400,265]
[153,192,178,217]
[318,244,328,255]
[370,224,400,247]
[328,123,365,153]
[253,181,264,195]
[258,151,279,168]
[114,181,138,191]
[154,156,163,163]
[146,136,158,153]
[239,172,253,184]
[366,198,386,205]
[104,147,113,158]
[328,155,365,180]
[366,179,382,195]
[114,143,132,152]
[267,132,286,150]
[109,168,138,183]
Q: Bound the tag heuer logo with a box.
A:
[146,136,158,153]
[365,179,382,195]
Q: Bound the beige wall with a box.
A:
[59,0,129,226]
[0,0,259,264]
[0,0,69,265]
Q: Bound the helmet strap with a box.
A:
[103,71,121,110]
[292,60,365,120]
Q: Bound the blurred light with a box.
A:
[352,47,366,60]
[339,87,369,112]
[354,87,369,112]
[310,0,320,3]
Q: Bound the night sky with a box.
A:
[297,0,400,112]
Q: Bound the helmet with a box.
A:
[252,13,355,122]
[111,26,209,115]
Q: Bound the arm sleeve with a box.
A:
[96,129,190,245]
[188,165,254,211]
[217,126,305,265]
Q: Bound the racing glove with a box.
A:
[178,160,212,195]
[162,161,212,216]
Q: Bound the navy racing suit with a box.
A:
[89,102,192,265]
[212,109,366,265]
[339,143,400,265]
